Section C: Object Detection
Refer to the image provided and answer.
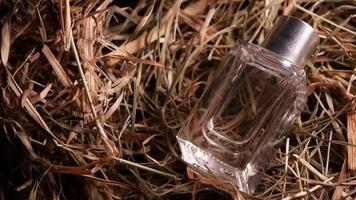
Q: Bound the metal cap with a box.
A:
[261,15,319,67]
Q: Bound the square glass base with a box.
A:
[177,137,259,194]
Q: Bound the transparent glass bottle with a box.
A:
[177,16,319,193]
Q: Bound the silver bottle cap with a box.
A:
[262,15,319,67]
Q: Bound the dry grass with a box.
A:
[0,0,355,199]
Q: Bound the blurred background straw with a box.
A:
[0,0,355,199]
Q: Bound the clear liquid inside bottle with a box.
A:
[177,41,306,193]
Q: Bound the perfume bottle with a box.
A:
[177,16,319,193]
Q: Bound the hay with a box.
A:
[0,0,355,199]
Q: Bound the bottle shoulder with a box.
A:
[230,40,306,79]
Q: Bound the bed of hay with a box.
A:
[0,0,355,199]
